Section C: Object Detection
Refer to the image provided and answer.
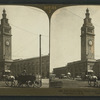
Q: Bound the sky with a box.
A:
[1,5,100,73]
[0,5,49,59]
[50,5,100,72]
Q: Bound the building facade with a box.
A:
[0,9,49,78]
[53,66,67,77]
[10,55,49,78]
[53,9,100,78]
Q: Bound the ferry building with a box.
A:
[53,9,100,78]
[0,9,49,78]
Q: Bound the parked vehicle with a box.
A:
[59,74,67,79]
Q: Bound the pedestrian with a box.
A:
[22,68,27,75]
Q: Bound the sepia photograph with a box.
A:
[1,4,100,96]
[0,5,49,91]
[50,5,100,90]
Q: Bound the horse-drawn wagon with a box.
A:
[2,69,42,88]
[88,75,98,87]
[3,75,15,87]
[16,74,42,88]
[3,74,42,88]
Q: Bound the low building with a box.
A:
[53,66,67,78]
[10,55,49,78]
[93,59,100,78]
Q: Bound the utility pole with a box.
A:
[39,34,42,78]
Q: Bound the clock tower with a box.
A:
[81,9,96,73]
[0,9,12,75]
[81,8,95,61]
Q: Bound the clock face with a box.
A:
[5,41,10,46]
[89,40,93,46]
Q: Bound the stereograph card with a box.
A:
[0,3,99,96]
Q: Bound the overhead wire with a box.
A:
[65,8,100,58]
[65,8,100,32]
[10,23,49,37]
[10,24,49,58]
[13,36,37,55]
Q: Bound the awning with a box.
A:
[5,70,11,72]
[67,72,71,75]
[88,70,93,72]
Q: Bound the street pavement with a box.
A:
[0,78,49,88]
[0,78,100,88]
[0,79,100,96]
[50,78,100,88]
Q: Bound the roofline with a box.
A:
[53,66,66,70]
[13,55,49,62]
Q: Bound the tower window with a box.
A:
[4,28,9,33]
[88,28,92,33]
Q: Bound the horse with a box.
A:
[4,75,15,86]
[88,75,98,86]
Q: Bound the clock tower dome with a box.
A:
[0,9,12,75]
[81,8,95,61]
